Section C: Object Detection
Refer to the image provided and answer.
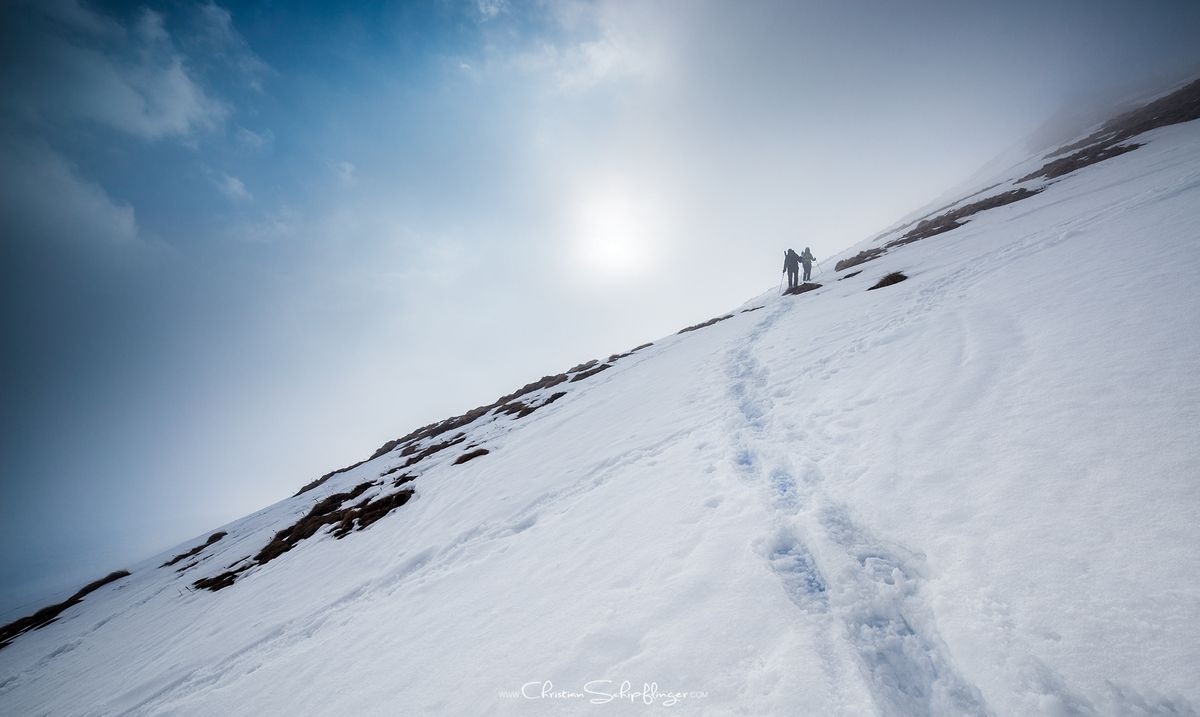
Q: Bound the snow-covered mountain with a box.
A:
[2,81,1199,716]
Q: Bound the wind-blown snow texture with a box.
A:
[2,101,1199,716]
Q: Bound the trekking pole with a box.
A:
[816,261,824,276]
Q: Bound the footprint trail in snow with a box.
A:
[726,299,992,717]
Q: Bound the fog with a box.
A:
[2,0,1198,616]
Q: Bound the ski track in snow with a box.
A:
[727,296,993,717]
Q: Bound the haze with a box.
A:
[2,0,1198,616]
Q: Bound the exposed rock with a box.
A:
[868,272,908,290]
[1045,79,1200,158]
[1022,79,1200,182]
[192,568,245,592]
[0,571,131,649]
[496,391,567,418]
[1020,143,1142,182]
[784,283,822,296]
[252,483,376,567]
[453,448,491,465]
[331,489,415,538]
[887,188,1042,248]
[570,365,611,382]
[196,480,418,592]
[161,531,227,568]
[678,315,733,334]
[398,434,467,470]
[835,248,885,272]
[363,373,573,464]
[294,460,371,497]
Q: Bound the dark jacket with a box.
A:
[783,250,801,271]
[800,248,815,265]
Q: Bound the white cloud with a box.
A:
[0,138,138,244]
[477,0,509,22]
[558,34,653,89]
[503,2,661,90]
[235,126,274,151]
[216,173,252,201]
[191,1,270,91]
[3,7,229,141]
[0,2,275,144]
[231,206,300,243]
[36,0,125,40]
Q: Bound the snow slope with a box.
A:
[1,103,1199,716]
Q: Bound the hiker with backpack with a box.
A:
[800,247,816,281]
[783,248,802,289]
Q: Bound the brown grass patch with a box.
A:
[497,391,567,418]
[1020,143,1142,182]
[453,448,491,465]
[868,272,908,290]
[196,480,419,591]
[331,490,415,537]
[161,531,227,568]
[192,568,245,592]
[570,365,611,382]
[296,337,656,496]
[252,483,374,566]
[678,315,733,334]
[0,570,131,649]
[397,433,467,469]
[606,342,652,361]
[294,461,370,497]
[1023,79,1200,182]
[835,248,885,272]
[361,373,574,467]
[887,188,1042,248]
[783,283,822,296]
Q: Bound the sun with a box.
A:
[573,190,654,279]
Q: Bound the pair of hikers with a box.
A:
[782,247,816,289]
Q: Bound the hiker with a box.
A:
[783,248,801,289]
[800,247,816,281]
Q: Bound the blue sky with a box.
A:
[2,0,1199,616]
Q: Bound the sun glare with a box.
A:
[573,190,658,280]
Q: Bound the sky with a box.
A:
[1,0,1198,618]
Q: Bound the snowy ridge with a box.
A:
[1,86,1199,716]
[847,78,1200,265]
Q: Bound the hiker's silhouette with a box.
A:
[783,248,801,289]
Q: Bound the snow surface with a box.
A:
[1,120,1199,717]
